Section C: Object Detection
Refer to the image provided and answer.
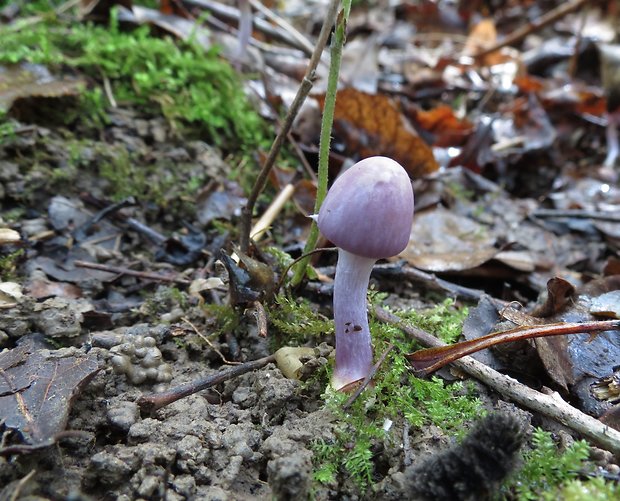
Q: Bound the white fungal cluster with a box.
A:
[110,335,172,385]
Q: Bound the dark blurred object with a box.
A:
[599,44,620,168]
[405,413,525,501]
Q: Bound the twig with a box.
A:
[137,354,276,413]
[247,0,316,57]
[184,0,314,56]
[374,306,620,455]
[290,0,352,285]
[532,209,620,223]
[247,300,268,338]
[73,260,191,285]
[239,0,341,254]
[474,0,588,59]
[250,183,296,242]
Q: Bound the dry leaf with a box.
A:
[0,339,100,450]
[413,105,473,147]
[316,88,439,178]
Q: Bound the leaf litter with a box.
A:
[1,0,620,499]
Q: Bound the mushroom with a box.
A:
[317,156,414,390]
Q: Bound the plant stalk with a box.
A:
[238,0,341,254]
[290,0,352,286]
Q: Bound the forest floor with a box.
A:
[1,1,620,499]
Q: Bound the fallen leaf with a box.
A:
[0,339,100,451]
[400,207,498,272]
[316,88,439,178]
[0,63,85,113]
[413,105,473,147]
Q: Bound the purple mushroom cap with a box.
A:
[317,156,414,259]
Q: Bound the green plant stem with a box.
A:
[238,0,341,254]
[290,0,351,286]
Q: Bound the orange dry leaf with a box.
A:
[317,88,439,178]
[463,18,511,66]
[414,105,473,147]
[514,75,545,93]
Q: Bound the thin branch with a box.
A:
[137,354,276,414]
[474,0,588,59]
[74,260,191,285]
[374,306,620,455]
[532,209,620,223]
[239,0,341,254]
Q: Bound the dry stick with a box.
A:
[137,354,276,414]
[374,306,620,456]
[183,0,313,55]
[250,183,296,242]
[474,0,588,59]
[73,260,191,285]
[532,209,620,223]
[239,0,341,254]
[247,0,316,58]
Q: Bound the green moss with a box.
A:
[0,249,24,280]
[396,297,468,344]
[310,297,482,491]
[0,9,268,150]
[551,477,620,501]
[268,293,333,346]
[501,428,592,500]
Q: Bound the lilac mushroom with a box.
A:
[317,156,414,390]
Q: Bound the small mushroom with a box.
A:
[317,156,414,390]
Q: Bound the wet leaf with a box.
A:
[530,277,576,317]
[316,88,439,178]
[0,339,100,450]
[196,183,246,227]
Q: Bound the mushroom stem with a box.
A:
[332,249,376,390]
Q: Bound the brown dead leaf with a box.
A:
[0,64,85,112]
[316,88,439,178]
[400,206,498,271]
[514,74,545,93]
[413,105,473,147]
[463,18,500,65]
[0,338,100,451]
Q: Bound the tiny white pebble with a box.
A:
[382,418,393,432]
